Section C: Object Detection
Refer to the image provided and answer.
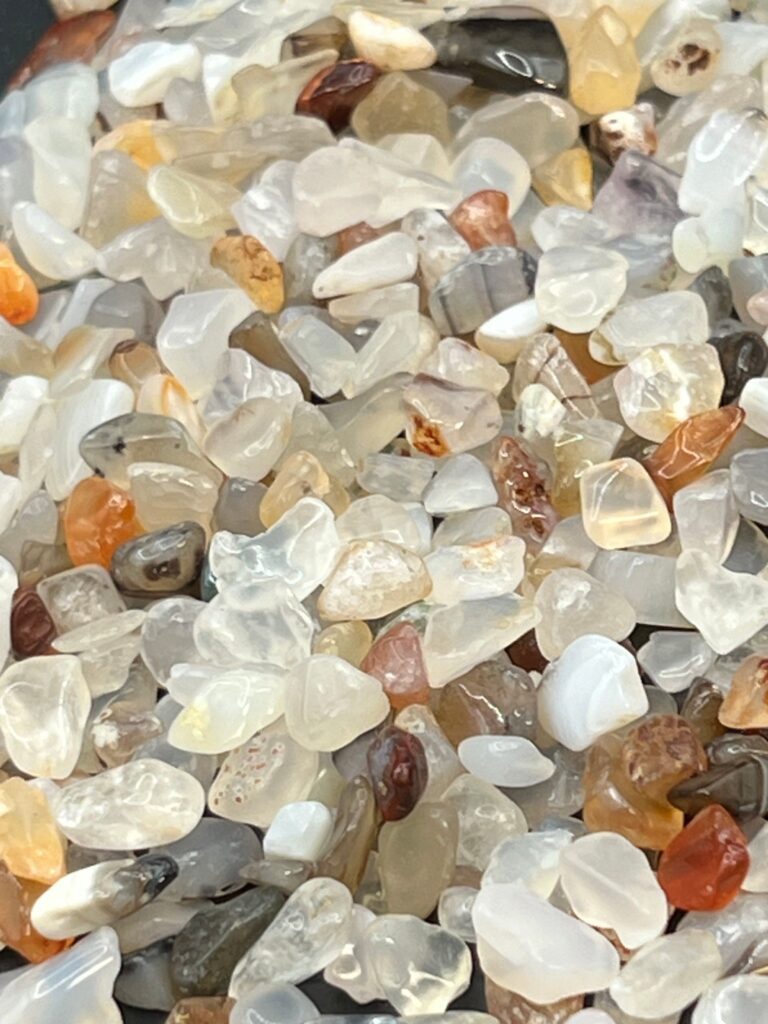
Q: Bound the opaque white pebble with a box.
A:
[692,973,768,1024]
[30,858,133,939]
[348,10,437,72]
[740,376,768,437]
[458,735,555,788]
[263,801,334,862]
[108,42,202,107]
[475,298,547,363]
[312,233,418,299]
[423,454,497,516]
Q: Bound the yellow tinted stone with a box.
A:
[260,451,349,528]
[94,120,165,171]
[580,457,671,550]
[0,778,66,885]
[210,236,285,315]
[570,7,640,116]
[313,621,373,667]
[533,146,594,210]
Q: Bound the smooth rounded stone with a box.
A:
[0,654,90,779]
[111,521,205,596]
[361,621,428,709]
[400,208,470,295]
[351,71,450,145]
[425,535,525,606]
[315,622,373,669]
[677,891,768,972]
[12,201,97,281]
[482,830,573,899]
[579,457,671,550]
[0,926,122,1024]
[731,449,768,526]
[323,904,384,1004]
[673,470,739,565]
[443,773,527,872]
[201,349,301,432]
[147,166,238,241]
[365,914,471,1015]
[262,802,333,862]
[675,549,768,654]
[114,898,211,956]
[535,246,628,334]
[610,929,722,1019]
[312,233,417,300]
[261,453,347,528]
[534,568,636,661]
[367,725,428,822]
[637,631,715,693]
[475,298,547,364]
[679,109,768,216]
[428,245,533,337]
[108,41,201,106]
[422,337,510,398]
[335,494,425,554]
[0,777,65,884]
[317,774,377,892]
[537,635,649,752]
[357,452,434,504]
[208,726,319,828]
[490,434,556,553]
[458,736,554,788]
[404,375,502,458]
[318,540,431,622]
[432,507,512,549]
[437,887,477,943]
[569,6,639,114]
[692,974,768,1024]
[229,878,353,997]
[588,549,686,628]
[53,758,204,850]
[379,802,458,919]
[229,983,319,1024]
[30,853,177,940]
[559,832,667,950]
[740,377,768,439]
[455,92,579,168]
[140,597,205,686]
[591,291,709,366]
[150,819,261,901]
[194,579,314,671]
[473,882,620,1003]
[425,18,567,96]
[115,935,176,1011]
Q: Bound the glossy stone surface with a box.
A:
[710,329,768,405]
[449,191,516,252]
[0,777,66,884]
[361,622,429,711]
[367,725,429,822]
[296,61,381,132]
[318,775,378,891]
[111,521,205,595]
[492,436,557,552]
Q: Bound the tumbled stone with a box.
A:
[318,775,378,891]
[10,11,115,88]
[296,60,380,132]
[492,435,558,551]
[428,246,533,336]
[449,191,516,251]
[313,621,372,667]
[719,655,768,729]
[431,657,537,747]
[482,829,572,897]
[361,623,429,711]
[0,861,71,963]
[534,568,636,660]
[580,457,671,549]
[111,521,205,595]
[620,714,708,802]
[710,329,768,405]
[426,534,525,605]
[367,725,428,822]
[0,777,66,884]
[532,147,593,211]
[318,540,431,621]
[166,997,235,1024]
[210,236,284,315]
[443,774,527,872]
[454,93,580,168]
[691,974,768,1024]
[263,801,333,862]
[352,72,450,145]
[569,7,640,115]
[535,246,628,333]
[513,333,597,420]
[379,801,458,918]
[458,735,554,788]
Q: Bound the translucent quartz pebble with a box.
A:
[678,109,768,216]
[349,11,436,72]
[12,201,97,281]
[203,397,291,481]
[559,832,667,949]
[473,882,620,1003]
[148,166,237,240]
[674,471,738,564]
[614,344,724,443]
[580,458,671,550]
[229,983,318,1024]
[229,878,353,997]
[673,209,744,275]
[593,291,709,365]
[284,655,389,752]
[365,915,471,1014]
[335,494,425,553]
[609,930,723,1019]
[731,449,768,526]
[261,451,348,527]
[37,565,126,635]
[581,553,678,626]
[0,654,90,778]
[279,315,356,399]
[0,777,65,884]
[482,830,572,898]
[678,892,768,971]
[208,726,319,827]
[112,899,208,956]
[432,507,511,549]
[637,632,715,693]
[534,568,636,660]
[202,350,301,429]
[113,934,175,1010]
[425,535,525,605]
[741,377,768,438]
[443,774,527,872]
[404,376,502,457]
[318,540,431,621]
[379,801,457,917]
[458,736,555,788]
[30,854,176,939]
[569,7,640,116]
[53,758,204,849]
[692,974,768,1024]
[108,41,201,106]
[454,93,580,168]
[567,1012,614,1024]
[475,299,547,364]
[535,247,628,333]
[0,926,122,1024]
[312,233,417,299]
[537,635,649,752]
[422,455,496,516]
[141,597,204,686]
[351,71,450,145]
[437,887,476,943]
[194,580,314,670]
[428,246,533,336]
[422,337,510,398]
[323,904,384,1004]
[232,161,298,264]
[675,550,768,654]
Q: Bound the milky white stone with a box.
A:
[433,507,511,549]
[560,832,667,949]
[452,137,531,216]
[0,376,48,455]
[312,233,418,300]
[674,469,739,564]
[482,830,573,898]
[318,539,431,621]
[458,735,554,788]
[280,315,357,399]
[25,116,91,231]
[514,383,566,440]
[422,454,497,516]
[157,289,255,400]
[534,568,637,661]
[679,108,768,216]
[336,494,425,554]
[537,635,649,752]
[232,160,298,262]
[357,452,434,504]
[610,929,723,1019]
[422,337,510,397]
[203,398,291,481]
[443,774,527,872]
[53,759,205,849]
[201,349,302,426]
[0,472,21,537]
[425,534,526,605]
[744,822,768,893]
[348,10,436,71]
[473,882,620,1003]
[109,42,202,107]
[673,208,745,275]
[0,654,90,779]
[594,290,710,365]
[263,801,333,862]
[12,201,96,281]
[437,886,477,943]
[475,299,548,363]
[637,630,715,693]
[580,458,671,550]
[329,282,419,325]
[30,858,136,939]
[344,310,427,398]
[740,376,768,438]
[284,655,389,752]
[323,904,384,1004]
[676,549,768,654]
[692,973,768,1024]
[535,246,628,333]
[591,549,687,628]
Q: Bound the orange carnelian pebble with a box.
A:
[64,477,143,568]
[658,804,750,911]
[0,244,39,326]
[0,862,73,963]
[449,189,517,251]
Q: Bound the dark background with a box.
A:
[0,0,57,89]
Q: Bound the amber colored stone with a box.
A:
[643,405,745,506]
[296,59,381,133]
[620,714,708,803]
[485,975,583,1023]
[431,658,537,748]
[0,243,39,326]
[210,235,284,315]
[719,655,768,730]
[0,862,72,963]
[0,778,66,884]
[492,435,558,551]
[64,476,144,568]
[366,725,429,822]
[449,190,517,251]
[658,804,749,911]
[337,222,383,256]
[532,147,593,211]
[681,676,726,746]
[668,755,768,822]
[553,327,616,384]
[583,732,683,851]
[318,775,378,891]
[361,622,430,712]
[108,339,165,393]
[93,120,165,172]
[165,996,235,1024]
[506,630,549,674]
[9,11,116,88]
[10,586,56,658]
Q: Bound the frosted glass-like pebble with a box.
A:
[740,377,768,437]
[312,233,417,299]
[594,290,710,365]
[108,41,202,107]
[323,904,384,1004]
[443,774,527,872]
[437,887,477,943]
[674,470,739,565]
[692,974,768,1024]
[12,201,97,281]
[348,10,436,71]
[580,458,671,550]
[263,801,333,862]
[423,454,497,516]
[535,246,628,333]
[537,635,649,751]
[744,822,768,893]
[422,337,509,397]
[433,507,511,549]
[637,631,715,694]
[425,535,526,605]
[560,832,668,949]
[458,735,555,788]
[482,830,573,898]
[475,298,548,364]
[534,568,637,660]
[230,983,319,1024]
[280,315,357,399]
[318,540,431,621]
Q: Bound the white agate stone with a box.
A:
[458,735,555,788]
[232,160,298,262]
[443,774,527,872]
[610,929,723,1019]
[229,983,319,1024]
[53,759,204,849]
[692,973,768,1024]
[473,882,620,1003]
[12,201,97,281]
[675,549,768,654]
[30,858,134,939]
[740,377,768,438]
[674,469,739,564]
[157,289,255,400]
[422,337,510,397]
[344,310,427,398]
[323,904,384,1004]
[263,801,333,862]
[433,507,511,549]
[229,878,353,996]
[673,208,745,275]
[475,298,548,364]
[336,494,425,554]
[201,349,302,426]
[318,540,431,621]
[279,315,357,399]
[203,398,291,481]
[425,535,526,605]
[0,473,21,537]
[535,246,628,333]
[637,630,715,694]
[594,290,710,365]
[678,109,768,216]
[437,887,477,943]
[329,282,419,324]
[25,116,91,230]
[0,654,90,779]
[560,832,668,949]
[348,10,436,71]
[0,375,48,454]
[357,452,434,503]
[482,830,572,898]
[534,568,637,660]
[423,454,497,516]
[452,138,531,216]
[284,655,389,752]
[109,42,202,107]
[312,232,418,299]
[514,383,566,440]
[537,635,649,752]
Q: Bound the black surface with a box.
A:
[1,0,58,90]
